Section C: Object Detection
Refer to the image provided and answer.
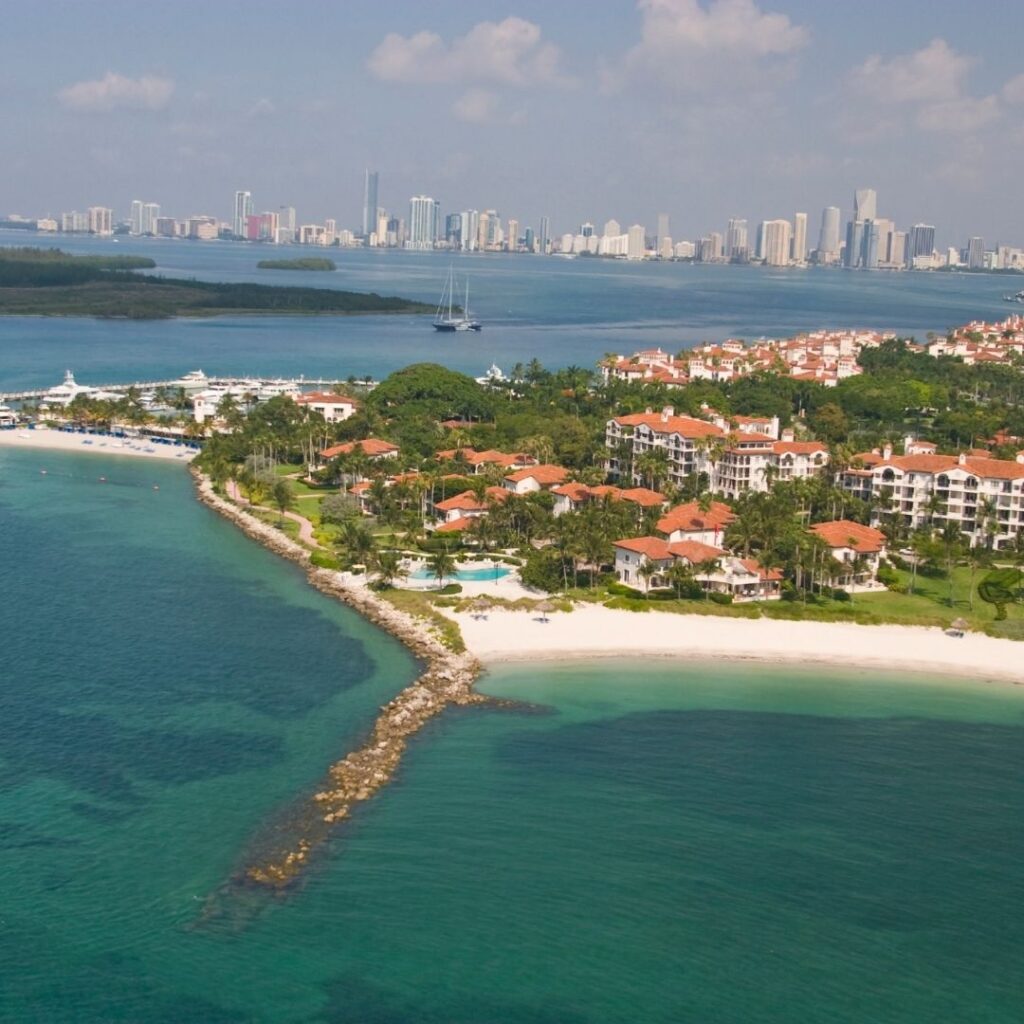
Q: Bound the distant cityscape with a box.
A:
[5,173,1023,272]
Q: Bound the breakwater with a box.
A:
[192,471,486,889]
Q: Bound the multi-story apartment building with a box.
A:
[714,433,829,500]
[606,408,724,490]
[605,408,829,497]
[838,437,1024,549]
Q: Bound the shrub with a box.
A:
[708,591,733,605]
[876,565,899,586]
[607,581,645,599]
[520,549,572,593]
[646,589,678,602]
[832,589,852,602]
[310,550,340,570]
[438,583,463,595]
[780,581,799,602]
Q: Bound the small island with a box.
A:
[0,247,433,319]
[257,257,336,271]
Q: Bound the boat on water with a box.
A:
[434,267,481,332]
[1003,290,1024,303]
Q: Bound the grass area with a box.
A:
[248,506,301,541]
[377,589,466,653]
[257,257,336,271]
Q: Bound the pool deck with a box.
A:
[400,560,535,599]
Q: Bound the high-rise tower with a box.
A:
[362,170,379,238]
[233,191,253,238]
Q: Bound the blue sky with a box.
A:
[3,0,1023,245]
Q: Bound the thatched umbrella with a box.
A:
[470,596,492,620]
[951,617,969,631]
[536,599,554,623]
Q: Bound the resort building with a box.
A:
[0,405,17,428]
[550,483,666,517]
[605,407,724,490]
[656,500,736,545]
[809,520,888,591]
[321,438,399,463]
[431,487,507,533]
[715,435,830,500]
[437,447,538,475]
[503,464,569,494]
[838,437,1024,549]
[294,392,360,422]
[613,537,781,601]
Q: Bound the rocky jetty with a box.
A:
[191,472,486,887]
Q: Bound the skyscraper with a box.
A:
[141,203,160,236]
[461,210,479,251]
[129,200,144,236]
[760,220,792,267]
[278,206,296,243]
[603,219,621,238]
[817,206,840,262]
[87,207,113,236]
[966,236,985,269]
[408,196,437,249]
[507,218,519,251]
[854,188,877,223]
[538,215,550,254]
[657,213,670,250]
[845,219,864,268]
[726,218,748,261]
[626,224,646,260]
[908,224,936,263]
[233,191,253,238]
[362,170,379,238]
[792,212,807,263]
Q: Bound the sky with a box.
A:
[3,0,1024,246]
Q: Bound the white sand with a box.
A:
[449,604,1024,684]
[0,427,197,463]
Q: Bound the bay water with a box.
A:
[2,447,1023,1021]
[0,228,1014,392]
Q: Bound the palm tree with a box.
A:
[638,559,660,593]
[666,560,696,600]
[635,447,671,491]
[371,549,407,589]
[428,545,457,589]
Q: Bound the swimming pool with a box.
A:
[408,565,512,582]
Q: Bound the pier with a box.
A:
[0,376,372,403]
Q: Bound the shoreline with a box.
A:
[450,606,1024,687]
[190,471,485,894]
[0,426,198,462]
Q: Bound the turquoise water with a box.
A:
[3,446,1024,1020]
[0,228,1014,391]
[409,565,511,582]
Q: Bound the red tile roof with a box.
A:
[668,540,725,564]
[435,490,488,513]
[297,392,359,406]
[810,520,886,553]
[657,500,736,536]
[504,464,568,486]
[612,412,724,438]
[321,438,398,459]
[613,537,673,560]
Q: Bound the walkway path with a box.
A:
[226,479,323,549]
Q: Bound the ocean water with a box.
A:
[0,228,1014,391]
[2,446,1024,1021]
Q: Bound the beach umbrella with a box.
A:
[951,617,969,630]
[536,599,554,623]
[471,596,491,619]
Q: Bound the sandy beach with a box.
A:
[449,604,1024,684]
[0,427,197,463]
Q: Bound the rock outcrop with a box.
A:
[192,471,486,888]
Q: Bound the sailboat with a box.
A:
[433,266,482,332]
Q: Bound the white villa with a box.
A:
[503,465,568,495]
[613,536,782,601]
[294,392,360,422]
[809,519,888,591]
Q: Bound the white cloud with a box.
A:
[850,39,970,103]
[613,0,808,91]
[247,97,276,118]
[916,95,1000,133]
[1003,73,1024,105]
[367,17,569,86]
[453,89,498,123]
[58,71,174,112]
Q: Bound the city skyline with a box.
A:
[3,2,1024,242]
